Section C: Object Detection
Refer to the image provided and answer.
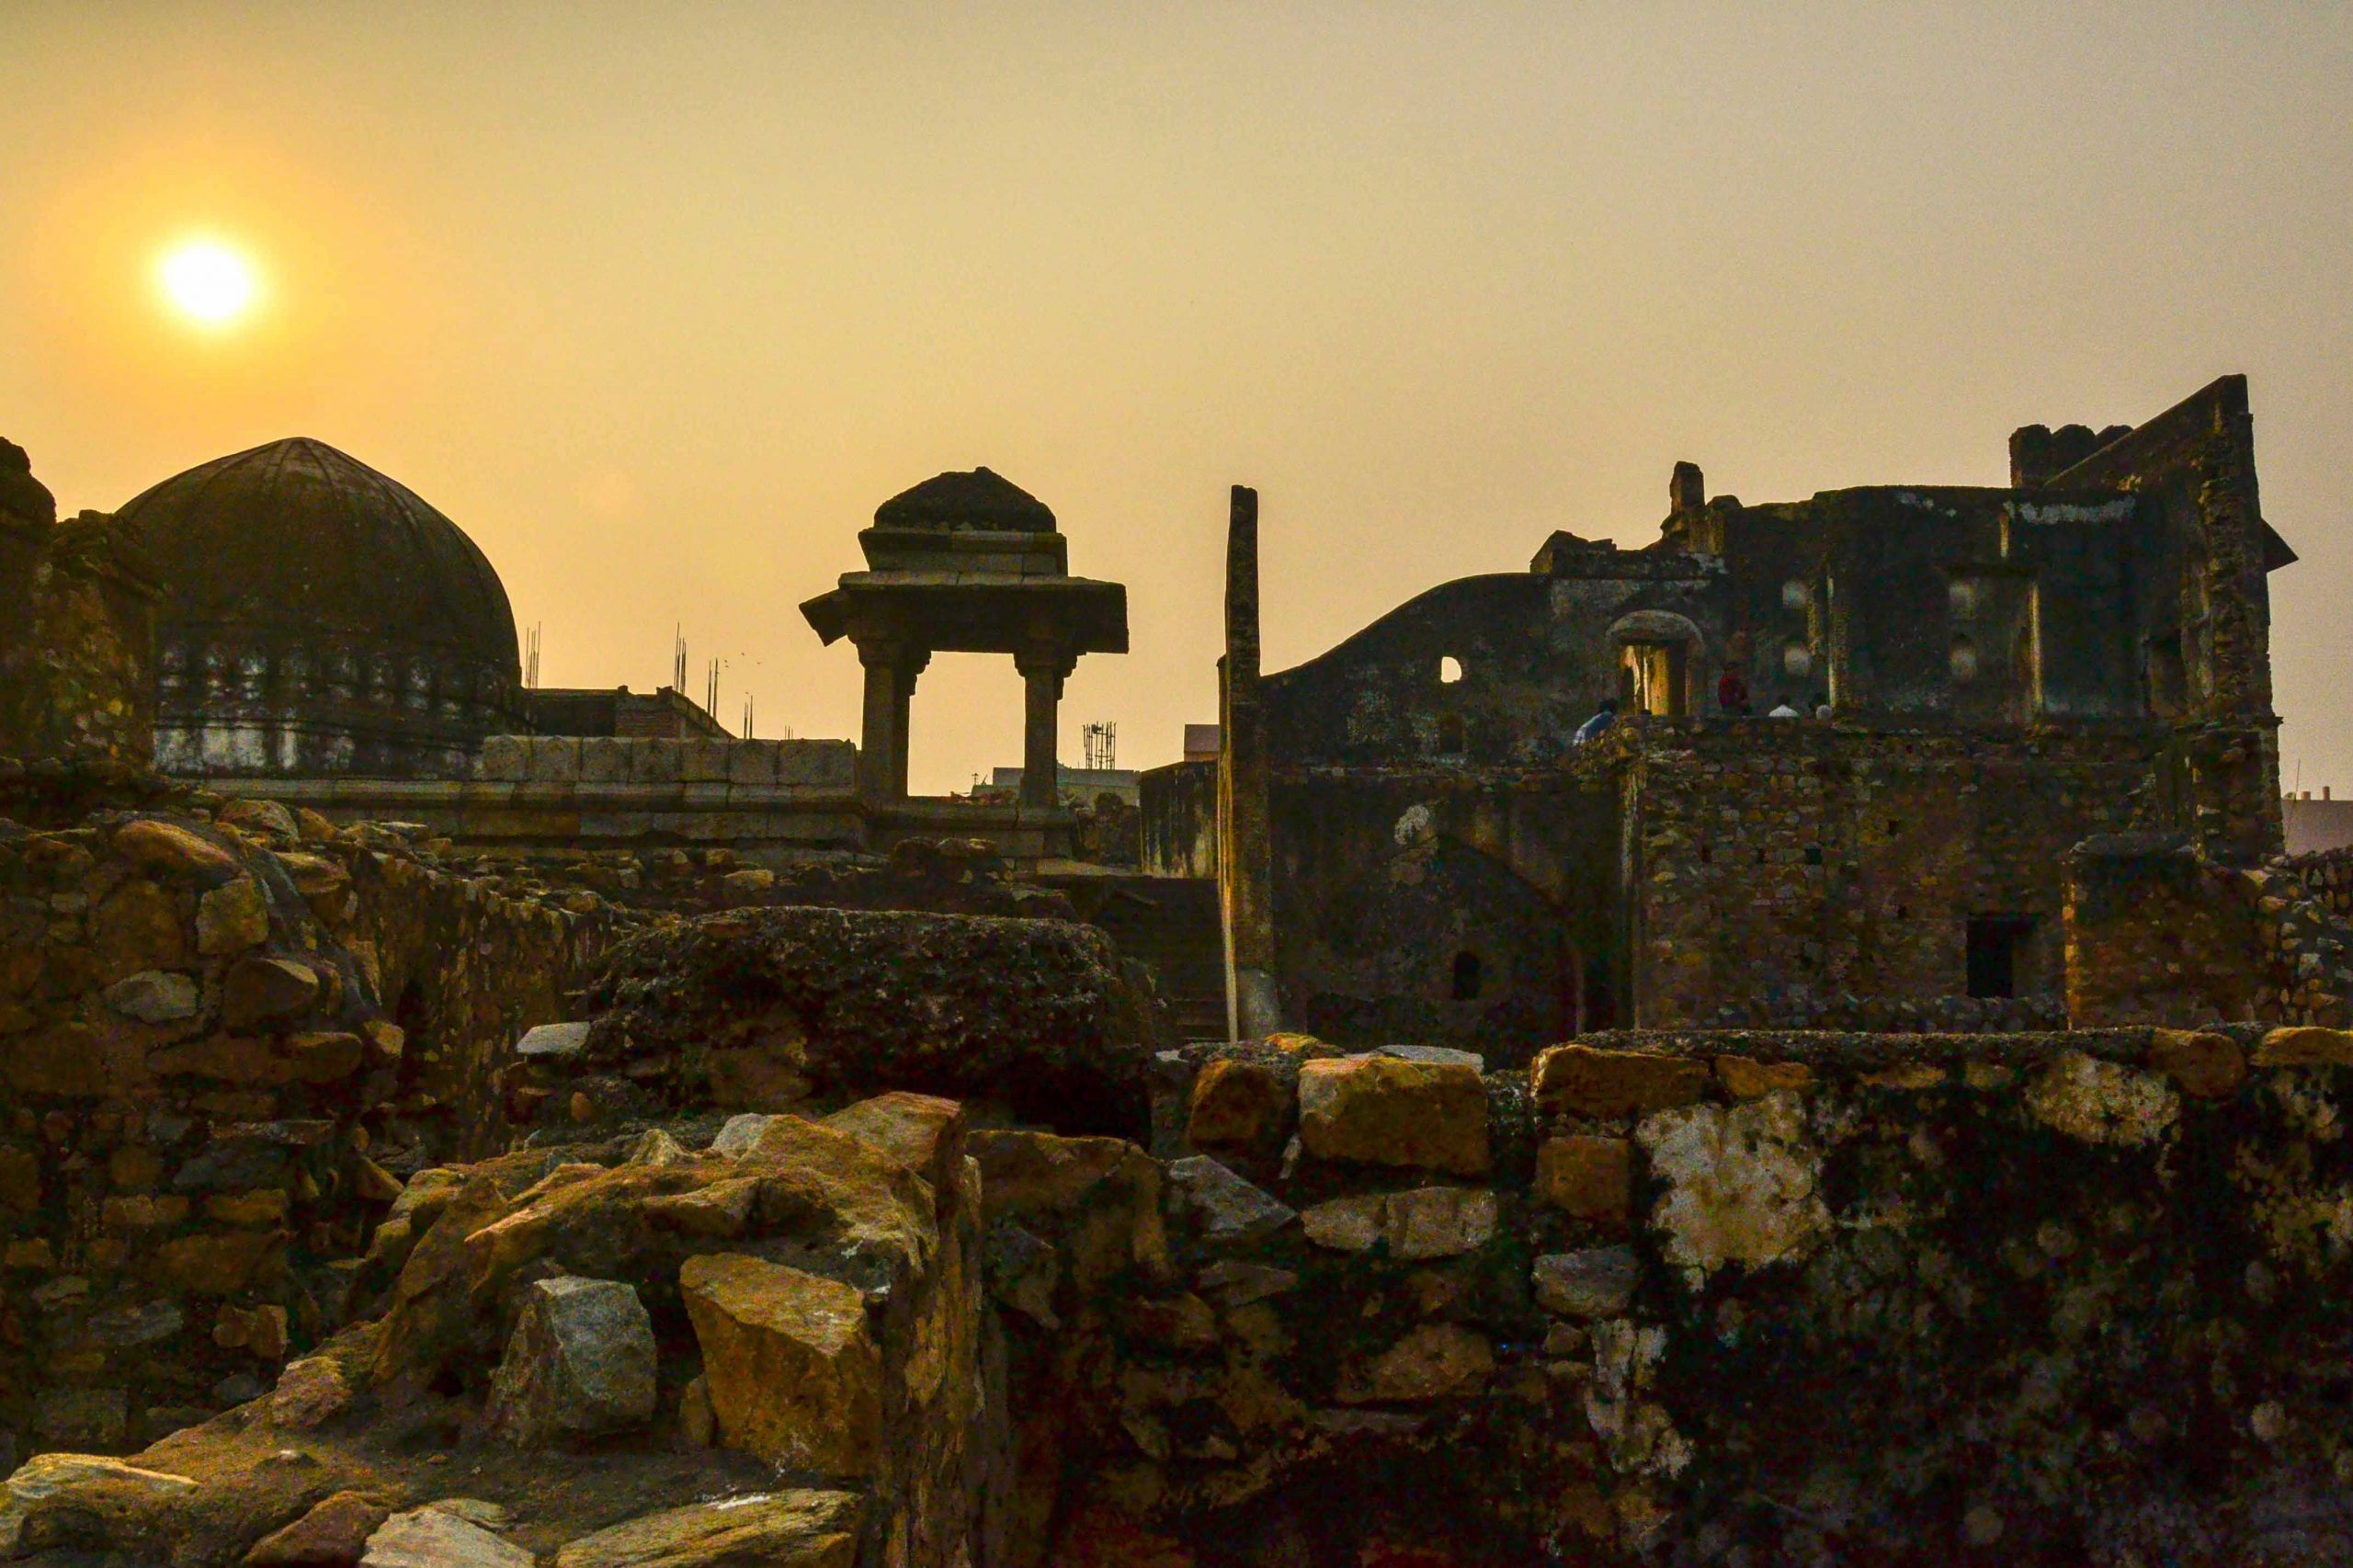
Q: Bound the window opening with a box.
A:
[1966,915,2036,999]
[1450,950,1483,1001]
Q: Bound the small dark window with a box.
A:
[1966,915,2036,999]
[1895,904,1911,921]
[1804,845,1824,866]
[1698,844,1712,864]
[1437,715,1466,755]
[1450,951,1483,1001]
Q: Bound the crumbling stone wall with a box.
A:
[0,799,619,1464]
[0,441,159,769]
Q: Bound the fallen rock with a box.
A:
[196,875,272,955]
[516,1020,593,1061]
[116,818,239,876]
[361,1506,535,1568]
[1533,1246,1641,1318]
[552,1489,864,1568]
[1165,1154,1296,1247]
[710,1113,782,1157]
[1187,1059,1290,1149]
[245,1490,390,1566]
[679,1252,882,1476]
[1296,1056,1490,1176]
[1338,1323,1493,1403]
[2254,1027,2353,1068]
[823,1091,967,1196]
[486,1276,659,1447]
[268,1356,355,1428]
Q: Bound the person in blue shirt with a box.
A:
[1573,697,1619,746]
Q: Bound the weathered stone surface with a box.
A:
[1535,1135,1632,1222]
[1337,1323,1493,1403]
[1187,1059,1289,1148]
[2254,1026,2353,1067]
[1165,1153,1296,1247]
[104,969,199,1023]
[551,1490,864,1568]
[2024,1051,2178,1145]
[2147,1028,2245,1097]
[710,1113,782,1157]
[1195,1259,1299,1307]
[679,1252,882,1475]
[361,1506,536,1568]
[1533,1246,1642,1317]
[970,1129,1170,1287]
[1637,1095,1828,1276]
[153,1226,283,1293]
[196,874,271,954]
[485,1276,659,1447]
[1295,1056,1489,1176]
[1300,1192,1385,1252]
[36,1386,129,1448]
[823,1090,966,1195]
[1533,1044,1709,1118]
[90,880,188,979]
[1713,1056,1813,1099]
[0,1454,197,1556]
[222,958,319,1028]
[268,1356,353,1429]
[642,1176,757,1238]
[245,1490,390,1566]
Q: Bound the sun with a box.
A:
[157,238,260,327]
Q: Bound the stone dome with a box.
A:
[117,437,523,778]
[872,467,1056,533]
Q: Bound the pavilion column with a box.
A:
[892,651,927,800]
[1016,646,1069,810]
[857,642,906,805]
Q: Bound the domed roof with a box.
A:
[117,437,518,676]
[872,467,1056,533]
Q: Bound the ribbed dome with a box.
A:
[118,437,518,674]
[872,467,1056,533]
[119,437,522,778]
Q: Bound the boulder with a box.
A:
[1295,1056,1489,1176]
[552,1490,864,1568]
[1186,1059,1290,1149]
[104,970,199,1024]
[2147,1029,2245,1097]
[679,1253,882,1476]
[196,875,271,955]
[485,1276,659,1447]
[823,1091,967,1196]
[0,1453,198,1557]
[2254,1027,2353,1068]
[115,819,239,876]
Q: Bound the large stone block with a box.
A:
[526,736,582,782]
[680,738,732,782]
[628,736,683,784]
[222,957,318,1028]
[1296,1055,1489,1176]
[362,1506,536,1568]
[485,1276,659,1447]
[727,740,781,786]
[1532,1044,1709,1119]
[578,736,631,785]
[195,875,270,955]
[679,1253,881,1476]
[779,739,857,789]
[1536,1135,1632,1222]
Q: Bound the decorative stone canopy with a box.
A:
[801,468,1128,807]
[116,437,523,778]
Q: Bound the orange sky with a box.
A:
[5,4,2349,793]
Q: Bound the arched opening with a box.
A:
[1437,654,1464,685]
[1450,950,1483,1001]
[1606,609,1707,719]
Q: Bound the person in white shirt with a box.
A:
[1768,697,1801,719]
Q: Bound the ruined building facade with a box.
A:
[1202,376,2297,1052]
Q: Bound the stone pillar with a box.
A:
[1219,484,1281,1040]
[1016,647,1066,810]
[858,642,904,805]
[892,652,927,801]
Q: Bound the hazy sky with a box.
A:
[6,4,2349,793]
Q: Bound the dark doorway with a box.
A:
[1450,950,1483,1001]
[1966,915,2036,999]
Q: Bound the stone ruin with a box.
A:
[5,387,2353,1564]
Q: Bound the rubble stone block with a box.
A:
[1533,1044,1709,1119]
[1187,1059,1290,1149]
[551,1490,863,1568]
[679,1253,882,1476]
[1536,1135,1633,1222]
[1384,1186,1496,1260]
[2254,1027,2353,1067]
[0,1455,197,1557]
[779,740,858,789]
[1713,1056,1813,1099]
[1166,1154,1296,1247]
[196,874,271,954]
[1533,1246,1641,1318]
[1337,1323,1493,1403]
[114,818,238,876]
[103,970,199,1023]
[823,1091,968,1196]
[1296,1055,1489,1176]
[247,1491,392,1567]
[222,958,318,1028]
[486,1276,659,1447]
[516,1020,593,1062]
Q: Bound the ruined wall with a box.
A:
[0,801,617,1464]
[979,1028,2353,1565]
[1624,721,2166,1028]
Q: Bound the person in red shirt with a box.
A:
[1716,664,1750,716]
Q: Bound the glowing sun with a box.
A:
[157,239,260,327]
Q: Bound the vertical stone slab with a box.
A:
[1219,484,1280,1040]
